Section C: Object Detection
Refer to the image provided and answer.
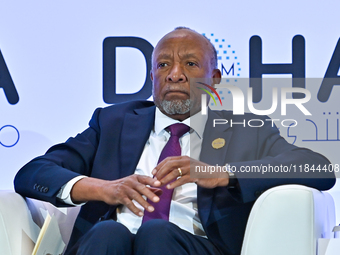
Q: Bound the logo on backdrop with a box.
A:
[103,37,153,104]
[101,34,340,105]
[1,34,339,106]
[202,33,241,108]
[202,33,242,78]
[101,33,241,105]
[249,35,340,103]
[0,49,20,148]
[0,49,19,105]
[2,34,340,147]
[0,125,20,148]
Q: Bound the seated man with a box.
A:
[14,27,335,255]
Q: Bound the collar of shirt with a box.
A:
[154,107,208,139]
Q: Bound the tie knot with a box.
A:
[167,123,190,138]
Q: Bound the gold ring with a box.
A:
[178,168,182,177]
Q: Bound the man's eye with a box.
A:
[187,62,197,66]
[158,63,168,68]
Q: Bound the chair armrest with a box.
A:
[241,185,335,255]
[0,190,40,255]
[0,190,80,255]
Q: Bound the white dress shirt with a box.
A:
[58,107,208,236]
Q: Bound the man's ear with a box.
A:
[212,69,222,85]
[150,70,154,81]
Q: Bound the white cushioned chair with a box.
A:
[0,185,335,255]
[241,185,335,255]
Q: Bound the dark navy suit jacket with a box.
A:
[14,100,335,255]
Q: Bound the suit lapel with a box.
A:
[119,106,155,178]
[198,109,233,226]
[199,109,233,166]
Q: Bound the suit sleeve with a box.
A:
[228,116,336,203]
[14,108,102,207]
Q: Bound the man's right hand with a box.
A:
[70,175,162,217]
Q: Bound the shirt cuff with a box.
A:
[57,175,87,206]
[226,163,238,188]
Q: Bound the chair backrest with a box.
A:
[241,185,336,255]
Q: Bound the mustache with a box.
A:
[163,85,190,95]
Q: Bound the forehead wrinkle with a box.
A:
[178,52,200,61]
[175,38,208,61]
[157,51,202,63]
[152,32,211,67]
[156,53,173,61]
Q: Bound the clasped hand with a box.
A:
[152,156,230,189]
[102,156,230,217]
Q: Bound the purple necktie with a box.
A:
[142,123,190,223]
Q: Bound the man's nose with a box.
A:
[166,63,186,83]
